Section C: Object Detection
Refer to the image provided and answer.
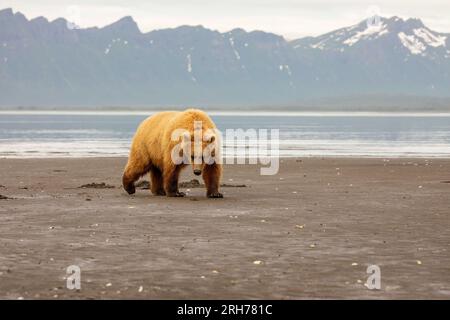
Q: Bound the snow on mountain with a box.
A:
[292,16,449,58]
[343,23,389,46]
[398,32,427,55]
[413,28,446,48]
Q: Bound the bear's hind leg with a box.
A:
[150,167,166,196]
[203,164,223,198]
[163,165,185,197]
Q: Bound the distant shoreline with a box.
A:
[1,102,450,114]
[2,109,450,117]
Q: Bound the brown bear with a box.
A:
[122,109,223,198]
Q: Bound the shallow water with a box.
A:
[1,111,450,158]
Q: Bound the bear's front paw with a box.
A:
[124,184,136,195]
[167,191,185,197]
[207,192,223,198]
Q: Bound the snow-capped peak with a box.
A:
[292,17,395,51]
[291,16,449,58]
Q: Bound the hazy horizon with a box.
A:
[2,1,450,39]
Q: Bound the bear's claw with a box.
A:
[207,192,223,198]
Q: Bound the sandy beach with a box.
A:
[0,157,450,299]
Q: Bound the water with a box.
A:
[1,111,450,158]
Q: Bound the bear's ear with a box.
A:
[207,135,215,143]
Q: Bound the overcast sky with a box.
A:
[3,0,450,39]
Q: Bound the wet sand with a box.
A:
[0,157,450,299]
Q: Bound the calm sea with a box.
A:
[1,111,450,158]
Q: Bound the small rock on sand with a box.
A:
[79,182,115,189]
[179,179,202,188]
[220,183,247,188]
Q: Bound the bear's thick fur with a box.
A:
[122,109,223,198]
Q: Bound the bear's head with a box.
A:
[170,125,221,176]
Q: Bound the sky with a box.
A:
[2,0,450,39]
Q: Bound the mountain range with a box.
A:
[0,8,449,109]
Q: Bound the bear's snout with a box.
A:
[193,169,202,176]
